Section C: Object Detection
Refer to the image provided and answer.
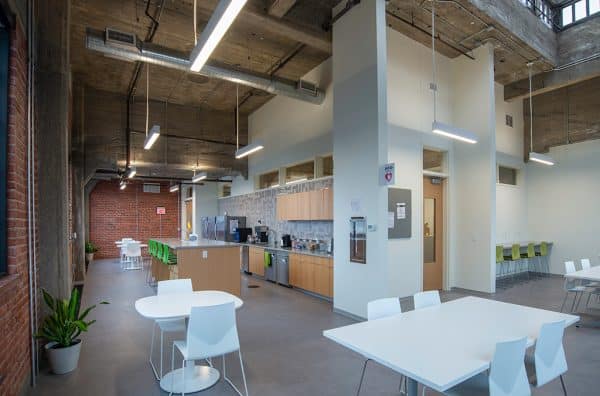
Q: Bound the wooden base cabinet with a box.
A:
[289,253,333,298]
[249,247,265,276]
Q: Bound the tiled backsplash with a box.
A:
[218,177,333,241]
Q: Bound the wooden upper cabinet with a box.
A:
[277,188,333,221]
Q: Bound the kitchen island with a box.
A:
[150,238,242,297]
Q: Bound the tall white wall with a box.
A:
[332,0,389,318]
[451,44,497,293]
[495,83,524,158]
[527,140,600,273]
[230,59,333,196]
[496,153,529,244]
[192,182,219,234]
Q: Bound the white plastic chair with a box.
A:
[525,320,568,395]
[367,297,401,321]
[413,290,441,310]
[580,258,600,305]
[357,298,404,395]
[444,337,530,396]
[124,242,142,270]
[150,279,193,381]
[170,302,248,396]
[560,261,594,312]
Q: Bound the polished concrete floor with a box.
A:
[30,259,600,396]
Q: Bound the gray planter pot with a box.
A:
[45,340,82,374]
[86,253,94,263]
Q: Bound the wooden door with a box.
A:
[423,177,444,291]
[185,200,193,238]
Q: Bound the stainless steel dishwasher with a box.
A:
[276,252,290,286]
[265,250,277,282]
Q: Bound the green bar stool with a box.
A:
[503,244,521,281]
[521,243,535,279]
[156,243,164,263]
[536,242,549,274]
[496,245,505,279]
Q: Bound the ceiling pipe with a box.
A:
[86,29,325,105]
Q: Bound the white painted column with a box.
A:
[450,44,497,293]
[332,0,390,318]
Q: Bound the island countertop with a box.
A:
[152,238,241,250]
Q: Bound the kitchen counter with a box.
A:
[238,242,333,258]
[153,238,240,250]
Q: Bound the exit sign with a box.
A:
[156,207,166,215]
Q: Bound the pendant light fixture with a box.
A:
[143,65,160,150]
[526,63,554,166]
[169,184,180,193]
[119,179,127,190]
[430,0,477,144]
[190,0,248,72]
[234,84,264,159]
[192,171,208,183]
[126,165,137,179]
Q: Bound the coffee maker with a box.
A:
[281,234,292,248]
[255,226,269,244]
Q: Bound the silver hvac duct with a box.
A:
[85,29,325,105]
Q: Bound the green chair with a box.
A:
[148,240,155,257]
[503,244,522,280]
[496,245,505,279]
[162,246,177,265]
[156,243,164,262]
[521,243,536,276]
[535,242,549,274]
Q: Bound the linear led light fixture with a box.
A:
[119,180,127,190]
[528,151,555,166]
[144,125,160,150]
[169,184,180,193]
[432,121,478,144]
[192,171,208,183]
[235,140,264,159]
[190,0,248,72]
[126,166,136,179]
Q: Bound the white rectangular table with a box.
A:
[565,266,600,328]
[323,296,578,396]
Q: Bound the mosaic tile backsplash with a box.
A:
[218,177,333,241]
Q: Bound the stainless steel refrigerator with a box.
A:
[201,216,216,240]
[215,216,246,242]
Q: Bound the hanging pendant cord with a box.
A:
[528,62,533,152]
[193,0,197,46]
[432,0,437,123]
[236,84,239,150]
[146,65,149,137]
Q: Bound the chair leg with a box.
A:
[560,292,570,312]
[586,293,592,308]
[239,350,249,396]
[560,375,568,396]
[169,344,175,396]
[160,330,164,379]
[356,359,371,396]
[222,351,249,396]
[570,292,579,312]
[149,322,160,380]
[182,359,186,396]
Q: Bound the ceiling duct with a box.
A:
[86,28,325,105]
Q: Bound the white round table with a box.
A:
[135,291,243,394]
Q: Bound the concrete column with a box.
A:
[36,0,72,298]
[332,0,389,318]
[71,82,86,283]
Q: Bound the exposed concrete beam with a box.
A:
[268,0,297,18]
[504,56,600,100]
[465,0,558,65]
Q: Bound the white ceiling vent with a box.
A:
[143,183,161,193]
[105,28,137,49]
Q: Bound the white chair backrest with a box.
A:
[157,279,193,295]
[126,242,141,257]
[413,290,441,310]
[186,302,240,360]
[581,258,591,270]
[564,261,576,274]
[367,298,401,321]
[488,337,531,396]
[534,320,567,387]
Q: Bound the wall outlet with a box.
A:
[202,250,208,259]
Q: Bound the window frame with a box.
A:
[497,165,519,186]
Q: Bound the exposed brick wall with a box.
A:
[89,181,180,258]
[0,24,32,396]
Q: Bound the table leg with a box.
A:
[159,363,220,393]
[406,377,419,396]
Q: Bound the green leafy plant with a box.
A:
[35,288,108,348]
[85,242,98,254]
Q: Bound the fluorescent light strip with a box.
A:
[144,125,161,150]
[235,141,264,159]
[529,151,555,166]
[192,171,208,183]
[119,180,127,190]
[432,121,478,144]
[190,0,248,72]
[169,184,180,193]
[286,177,308,185]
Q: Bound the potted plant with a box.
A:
[36,288,108,374]
[85,242,98,263]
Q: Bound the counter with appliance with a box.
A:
[151,238,242,297]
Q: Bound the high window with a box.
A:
[258,170,279,189]
[498,166,518,186]
[560,0,600,28]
